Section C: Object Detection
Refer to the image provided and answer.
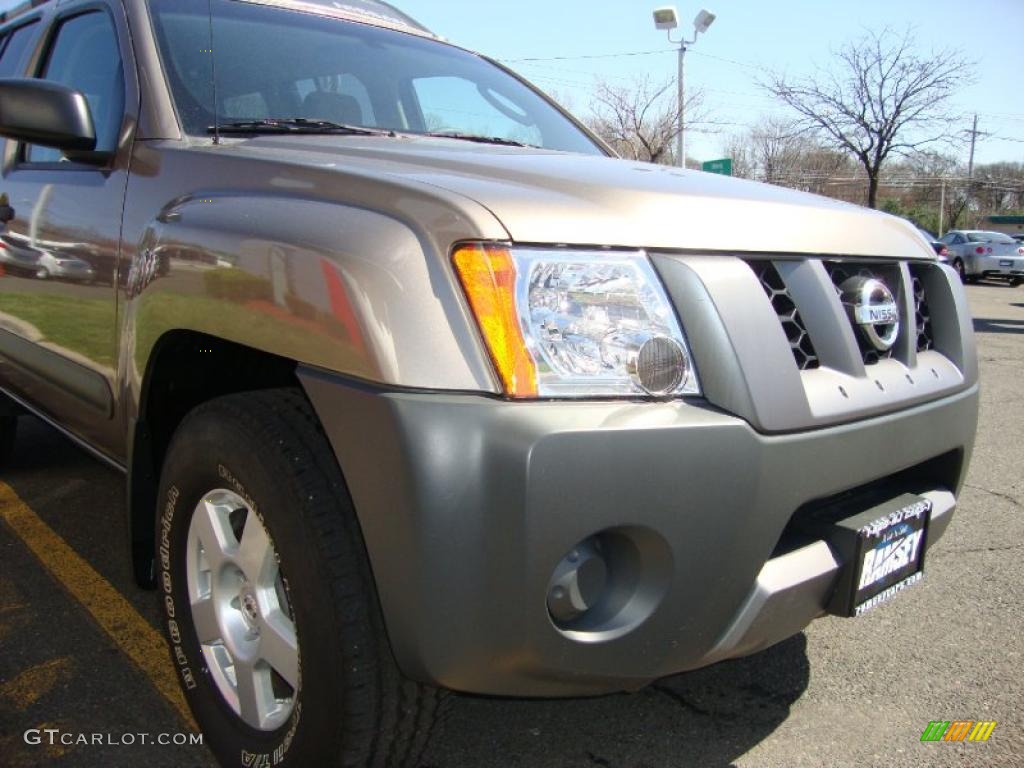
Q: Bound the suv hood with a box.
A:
[226,136,934,259]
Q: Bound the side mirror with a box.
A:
[0,77,96,153]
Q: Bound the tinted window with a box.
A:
[150,0,600,154]
[27,12,124,162]
[968,231,1015,244]
[0,21,39,76]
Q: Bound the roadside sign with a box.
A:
[702,158,733,176]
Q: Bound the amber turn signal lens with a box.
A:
[452,244,538,397]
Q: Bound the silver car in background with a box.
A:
[940,229,1024,286]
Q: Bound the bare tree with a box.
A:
[764,28,973,208]
[725,116,854,193]
[586,76,705,166]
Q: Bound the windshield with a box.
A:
[967,232,1015,244]
[149,0,602,154]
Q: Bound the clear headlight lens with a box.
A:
[453,244,699,398]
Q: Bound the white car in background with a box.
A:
[939,230,1024,286]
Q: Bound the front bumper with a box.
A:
[300,369,978,697]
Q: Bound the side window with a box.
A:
[26,12,124,163]
[0,21,40,76]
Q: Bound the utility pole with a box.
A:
[967,114,979,179]
[938,177,945,237]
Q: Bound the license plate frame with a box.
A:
[825,494,931,617]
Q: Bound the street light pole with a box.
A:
[654,7,715,169]
[677,40,685,168]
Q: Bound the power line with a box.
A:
[502,46,766,71]
[503,48,669,63]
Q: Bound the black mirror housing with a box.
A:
[0,78,96,153]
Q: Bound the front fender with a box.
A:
[122,192,499,395]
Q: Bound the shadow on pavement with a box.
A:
[973,317,1024,335]
[426,633,810,768]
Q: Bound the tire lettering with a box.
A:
[159,485,196,692]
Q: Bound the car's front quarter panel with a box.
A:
[118,141,505,417]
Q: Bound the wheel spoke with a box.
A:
[192,500,238,568]
[235,660,270,729]
[259,609,299,689]
[238,512,275,586]
[191,594,222,645]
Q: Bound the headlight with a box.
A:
[453,244,699,398]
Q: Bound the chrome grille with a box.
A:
[749,260,819,370]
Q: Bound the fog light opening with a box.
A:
[546,527,672,640]
[546,537,609,625]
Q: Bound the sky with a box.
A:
[2,0,1021,165]
[396,0,1024,166]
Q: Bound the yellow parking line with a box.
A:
[0,656,74,711]
[0,481,198,731]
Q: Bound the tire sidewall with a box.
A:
[157,414,346,767]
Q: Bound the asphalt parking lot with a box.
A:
[1,282,1021,768]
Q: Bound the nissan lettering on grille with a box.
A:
[839,276,900,352]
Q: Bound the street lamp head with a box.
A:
[652,6,678,31]
[693,9,716,34]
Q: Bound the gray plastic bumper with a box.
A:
[300,369,977,697]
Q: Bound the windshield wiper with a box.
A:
[422,131,536,148]
[208,118,395,136]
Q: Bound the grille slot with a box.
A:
[749,260,819,370]
[909,265,934,352]
[824,261,902,365]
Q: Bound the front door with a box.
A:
[0,1,136,458]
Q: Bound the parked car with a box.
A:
[0,2,979,767]
[939,229,1024,285]
[0,231,44,277]
[35,248,96,282]
[912,224,950,262]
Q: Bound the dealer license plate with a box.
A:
[847,497,930,616]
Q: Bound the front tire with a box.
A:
[156,389,443,767]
